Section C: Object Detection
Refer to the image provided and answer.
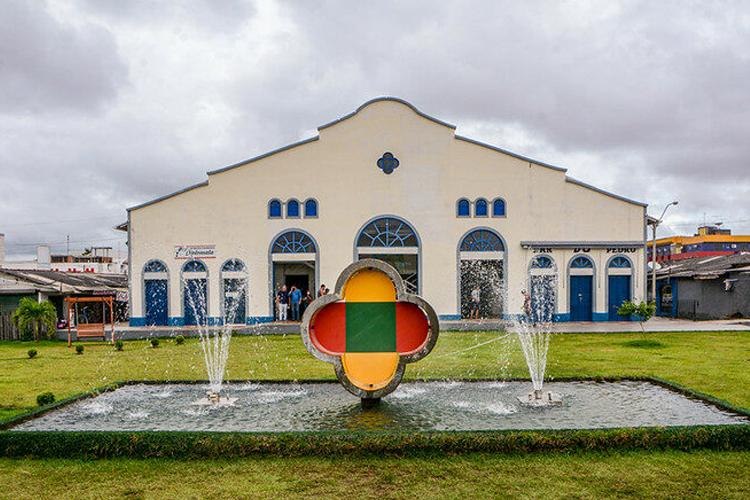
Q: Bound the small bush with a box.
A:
[27,349,38,359]
[75,345,84,355]
[175,335,185,345]
[150,338,160,348]
[36,392,55,406]
[114,340,124,351]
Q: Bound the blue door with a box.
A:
[144,279,168,326]
[184,278,207,326]
[223,278,246,325]
[570,275,593,321]
[608,275,631,320]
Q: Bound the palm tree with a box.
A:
[11,298,58,341]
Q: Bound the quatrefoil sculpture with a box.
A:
[377,152,400,174]
[301,259,439,399]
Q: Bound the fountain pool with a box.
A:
[11,380,748,432]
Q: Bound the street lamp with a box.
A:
[651,201,679,303]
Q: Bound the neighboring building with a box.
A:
[655,253,750,320]
[0,235,127,274]
[124,97,647,326]
[0,268,128,322]
[648,225,750,264]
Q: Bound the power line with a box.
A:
[1,215,124,228]
[5,236,126,248]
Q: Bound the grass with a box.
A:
[0,330,749,498]
[0,451,749,499]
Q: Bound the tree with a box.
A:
[617,300,656,336]
[11,298,58,341]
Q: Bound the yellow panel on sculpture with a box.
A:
[342,269,397,303]
[341,352,400,391]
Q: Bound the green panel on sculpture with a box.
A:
[345,302,396,352]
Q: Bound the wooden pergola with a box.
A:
[64,295,115,347]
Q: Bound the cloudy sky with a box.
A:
[2,0,749,259]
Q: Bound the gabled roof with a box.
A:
[0,268,127,294]
[127,97,648,212]
[656,252,750,279]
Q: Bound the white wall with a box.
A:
[128,99,645,322]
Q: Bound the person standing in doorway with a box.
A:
[318,284,326,298]
[470,286,481,320]
[522,289,532,323]
[290,285,302,321]
[301,290,313,317]
[276,285,289,321]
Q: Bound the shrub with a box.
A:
[114,340,124,351]
[150,338,160,348]
[27,349,38,359]
[175,335,185,345]
[36,392,55,406]
[75,345,84,355]
[617,300,656,335]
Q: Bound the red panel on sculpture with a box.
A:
[395,302,429,354]
[310,303,346,354]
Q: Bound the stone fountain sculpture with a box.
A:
[301,259,439,407]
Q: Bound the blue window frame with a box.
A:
[460,229,504,252]
[531,255,554,269]
[570,256,593,268]
[609,256,631,268]
[182,260,207,273]
[304,199,318,217]
[286,199,300,218]
[144,260,167,273]
[272,231,317,254]
[357,217,418,247]
[269,199,282,218]
[457,198,470,217]
[475,198,488,217]
[222,258,246,272]
[492,198,506,217]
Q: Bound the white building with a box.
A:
[125,97,647,327]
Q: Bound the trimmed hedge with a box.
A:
[1,376,748,458]
[1,426,748,459]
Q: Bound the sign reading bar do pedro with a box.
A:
[301,259,439,401]
[174,245,216,259]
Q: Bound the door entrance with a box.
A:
[144,279,168,326]
[608,275,631,320]
[184,278,207,326]
[460,259,504,318]
[569,275,593,321]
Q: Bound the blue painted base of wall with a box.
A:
[168,317,185,326]
[593,312,609,322]
[438,314,462,321]
[129,317,146,327]
[553,313,570,322]
[247,316,274,324]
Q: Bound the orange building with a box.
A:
[649,225,750,263]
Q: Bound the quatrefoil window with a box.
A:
[377,152,400,175]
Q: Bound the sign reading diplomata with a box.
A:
[300,259,439,403]
[174,245,216,259]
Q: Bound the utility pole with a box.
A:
[651,201,679,303]
[66,234,70,256]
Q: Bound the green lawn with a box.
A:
[0,331,749,499]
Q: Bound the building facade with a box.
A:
[126,98,647,326]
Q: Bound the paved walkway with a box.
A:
[54,316,749,341]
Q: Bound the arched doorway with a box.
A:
[568,255,594,321]
[528,255,557,323]
[269,230,318,318]
[607,256,633,320]
[458,228,505,318]
[221,258,247,325]
[182,259,208,326]
[355,216,420,293]
[143,260,169,326]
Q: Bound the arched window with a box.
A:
[530,255,554,269]
[286,199,300,218]
[459,229,505,252]
[182,260,207,272]
[268,199,282,218]
[272,231,317,254]
[457,198,470,217]
[222,258,246,272]
[304,199,318,218]
[570,256,594,268]
[608,256,631,268]
[356,217,418,248]
[144,260,167,273]
[474,198,488,217]
[492,198,506,217]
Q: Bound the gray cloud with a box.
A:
[1,0,749,258]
